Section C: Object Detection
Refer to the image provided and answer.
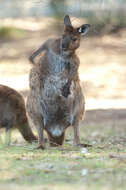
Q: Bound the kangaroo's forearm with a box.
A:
[29,43,46,64]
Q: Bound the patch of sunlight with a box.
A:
[0,18,56,31]
[86,98,126,109]
[0,74,29,91]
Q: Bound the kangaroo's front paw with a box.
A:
[35,144,45,150]
[62,82,70,98]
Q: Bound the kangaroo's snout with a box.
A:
[47,131,65,147]
[62,43,69,51]
[50,127,63,137]
[46,125,65,146]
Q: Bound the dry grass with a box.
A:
[0,120,126,190]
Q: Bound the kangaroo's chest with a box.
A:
[47,49,71,74]
[42,50,79,100]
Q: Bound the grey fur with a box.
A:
[26,15,89,148]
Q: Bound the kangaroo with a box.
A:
[26,15,90,149]
[0,84,37,145]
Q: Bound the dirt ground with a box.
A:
[0,18,126,126]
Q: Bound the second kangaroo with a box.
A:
[27,15,90,149]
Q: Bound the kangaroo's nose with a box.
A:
[62,41,69,50]
[62,44,68,50]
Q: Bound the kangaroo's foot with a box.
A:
[75,143,92,147]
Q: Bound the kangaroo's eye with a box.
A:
[72,37,77,42]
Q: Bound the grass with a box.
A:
[0,123,126,190]
[0,26,26,39]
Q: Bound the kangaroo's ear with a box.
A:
[64,15,72,27]
[77,24,90,35]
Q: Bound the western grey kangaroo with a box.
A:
[27,15,90,149]
[0,84,37,144]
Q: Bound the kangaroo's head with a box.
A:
[46,123,69,147]
[47,131,65,147]
[61,15,90,55]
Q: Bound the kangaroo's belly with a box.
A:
[40,74,77,126]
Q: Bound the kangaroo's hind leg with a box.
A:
[72,119,92,147]
[36,123,45,149]
[72,119,81,146]
[5,125,12,146]
[27,114,45,149]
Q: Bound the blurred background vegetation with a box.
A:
[0,0,126,38]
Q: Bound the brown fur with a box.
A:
[0,84,37,143]
[26,15,90,148]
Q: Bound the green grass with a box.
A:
[0,123,126,190]
[0,26,26,39]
